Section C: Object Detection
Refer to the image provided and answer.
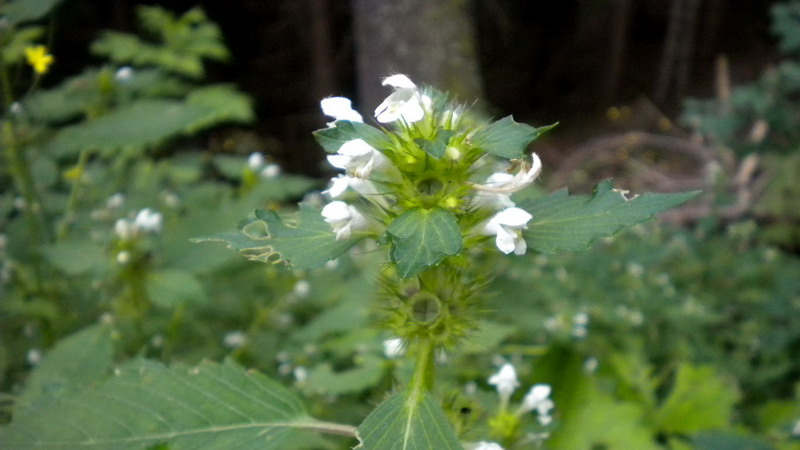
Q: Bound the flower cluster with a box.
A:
[317,74,543,257]
[114,208,163,241]
[488,363,555,426]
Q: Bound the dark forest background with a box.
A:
[45,0,782,176]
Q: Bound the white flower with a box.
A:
[223,331,247,348]
[115,66,134,82]
[116,250,131,265]
[383,338,405,359]
[520,384,555,425]
[114,218,135,240]
[27,349,42,366]
[472,442,504,450]
[321,96,363,126]
[293,280,311,298]
[327,139,389,178]
[294,366,308,384]
[483,207,532,255]
[106,193,125,209]
[260,164,281,179]
[10,101,23,114]
[374,74,425,123]
[488,363,519,401]
[134,208,162,233]
[472,154,542,195]
[247,152,265,170]
[324,174,380,199]
[321,201,368,240]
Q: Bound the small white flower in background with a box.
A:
[483,207,533,255]
[115,66,134,82]
[293,280,311,298]
[321,201,369,240]
[374,74,425,123]
[163,192,180,208]
[321,96,363,126]
[473,154,542,195]
[223,331,247,349]
[520,383,555,425]
[247,152,265,171]
[792,419,800,436]
[150,334,164,348]
[260,164,281,179]
[134,208,162,233]
[293,366,308,384]
[324,259,339,270]
[27,349,42,366]
[488,363,520,402]
[471,442,504,450]
[106,193,125,209]
[327,139,389,178]
[116,250,131,265]
[383,338,405,359]
[584,357,599,373]
[10,101,23,114]
[14,197,26,210]
[114,218,136,240]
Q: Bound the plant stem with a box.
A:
[407,335,436,403]
[56,148,91,241]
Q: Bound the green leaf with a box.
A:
[356,392,461,449]
[16,323,113,411]
[47,89,252,157]
[0,359,321,449]
[306,355,384,395]
[386,207,462,278]
[313,121,391,153]
[414,130,456,159]
[519,179,700,254]
[146,269,209,309]
[0,0,62,25]
[40,241,107,275]
[2,26,45,64]
[193,203,362,270]
[471,116,556,159]
[654,364,740,434]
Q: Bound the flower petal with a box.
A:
[382,74,416,89]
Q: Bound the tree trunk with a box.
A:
[352,0,483,112]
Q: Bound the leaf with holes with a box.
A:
[356,392,461,449]
[519,179,700,254]
[0,359,356,449]
[471,116,556,159]
[386,207,462,278]
[314,121,392,153]
[192,203,363,269]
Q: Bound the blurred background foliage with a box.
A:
[1,0,799,449]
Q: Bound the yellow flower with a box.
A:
[25,45,54,75]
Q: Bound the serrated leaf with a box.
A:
[0,359,320,449]
[386,207,462,278]
[414,130,456,159]
[654,364,740,434]
[471,116,556,159]
[519,179,700,254]
[193,203,362,270]
[356,392,461,450]
[313,121,391,153]
[16,323,113,411]
[0,0,62,25]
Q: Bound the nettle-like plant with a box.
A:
[0,74,698,448]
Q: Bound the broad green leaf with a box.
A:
[654,364,740,434]
[690,432,773,450]
[16,323,113,410]
[0,359,323,449]
[313,121,391,153]
[306,355,384,395]
[146,269,209,309]
[520,179,700,254]
[414,130,456,159]
[356,392,461,449]
[40,241,107,275]
[386,207,462,278]
[47,88,252,157]
[0,0,62,25]
[193,203,362,270]
[471,116,556,159]
[2,26,45,64]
